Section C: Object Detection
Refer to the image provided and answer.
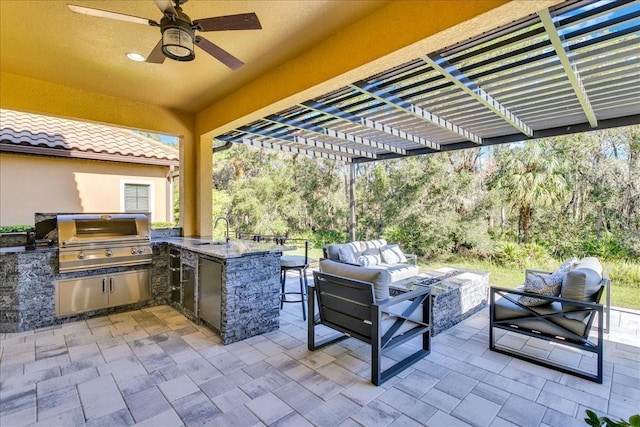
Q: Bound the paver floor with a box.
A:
[1,271,638,426]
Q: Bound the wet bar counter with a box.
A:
[159,238,290,344]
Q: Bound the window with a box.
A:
[124,183,150,212]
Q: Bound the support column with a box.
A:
[349,163,356,242]
[197,136,213,237]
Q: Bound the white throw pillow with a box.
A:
[338,245,357,264]
[358,254,380,267]
[379,244,407,264]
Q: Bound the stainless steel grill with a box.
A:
[57,213,152,273]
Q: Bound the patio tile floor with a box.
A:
[1,271,638,427]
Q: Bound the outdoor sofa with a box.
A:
[489,257,610,383]
[322,239,419,291]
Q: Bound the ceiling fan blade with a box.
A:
[195,36,244,70]
[154,0,177,18]
[145,39,166,64]
[194,13,262,31]
[67,4,157,26]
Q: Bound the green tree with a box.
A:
[488,142,569,243]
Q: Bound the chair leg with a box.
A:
[280,269,286,309]
[299,268,306,321]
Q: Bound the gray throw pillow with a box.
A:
[561,257,603,320]
[520,272,563,306]
[518,258,576,307]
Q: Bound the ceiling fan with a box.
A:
[67,0,262,70]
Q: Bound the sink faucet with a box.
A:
[214,216,230,242]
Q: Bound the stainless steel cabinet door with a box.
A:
[199,258,222,330]
[108,270,151,307]
[56,276,109,316]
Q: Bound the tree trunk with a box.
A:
[521,205,532,244]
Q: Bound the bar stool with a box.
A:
[279,240,309,320]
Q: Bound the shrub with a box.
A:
[584,409,640,427]
[312,229,348,248]
[493,241,553,268]
[151,222,178,229]
[0,225,32,233]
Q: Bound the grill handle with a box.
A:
[102,278,107,293]
[109,277,115,293]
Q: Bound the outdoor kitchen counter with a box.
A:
[0,242,169,333]
[160,237,290,344]
[160,237,293,259]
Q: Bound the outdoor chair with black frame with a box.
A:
[279,238,310,320]
[237,233,311,320]
[489,257,610,384]
[308,270,432,386]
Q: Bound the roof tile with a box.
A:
[0,109,179,162]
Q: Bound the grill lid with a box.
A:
[57,213,150,247]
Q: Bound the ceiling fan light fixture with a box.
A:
[161,15,195,61]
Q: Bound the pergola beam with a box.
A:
[215,135,353,162]
[301,100,441,151]
[538,8,598,128]
[349,81,483,145]
[265,114,404,155]
[422,53,534,137]
[250,120,378,159]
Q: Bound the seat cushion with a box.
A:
[319,259,391,301]
[365,263,419,283]
[493,293,589,338]
[281,255,308,268]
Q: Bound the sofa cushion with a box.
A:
[319,259,391,301]
[365,263,420,284]
[561,257,603,320]
[358,240,387,252]
[325,240,387,262]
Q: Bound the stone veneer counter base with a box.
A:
[153,237,290,345]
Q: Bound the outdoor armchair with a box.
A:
[489,259,610,383]
[308,270,432,385]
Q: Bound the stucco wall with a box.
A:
[0,153,172,225]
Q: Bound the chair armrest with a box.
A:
[525,269,552,276]
[376,286,430,310]
[319,257,360,266]
[404,254,417,265]
[489,286,603,307]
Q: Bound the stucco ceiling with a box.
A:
[0,0,389,113]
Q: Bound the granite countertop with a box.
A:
[162,237,293,259]
[0,237,292,259]
[0,245,57,254]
